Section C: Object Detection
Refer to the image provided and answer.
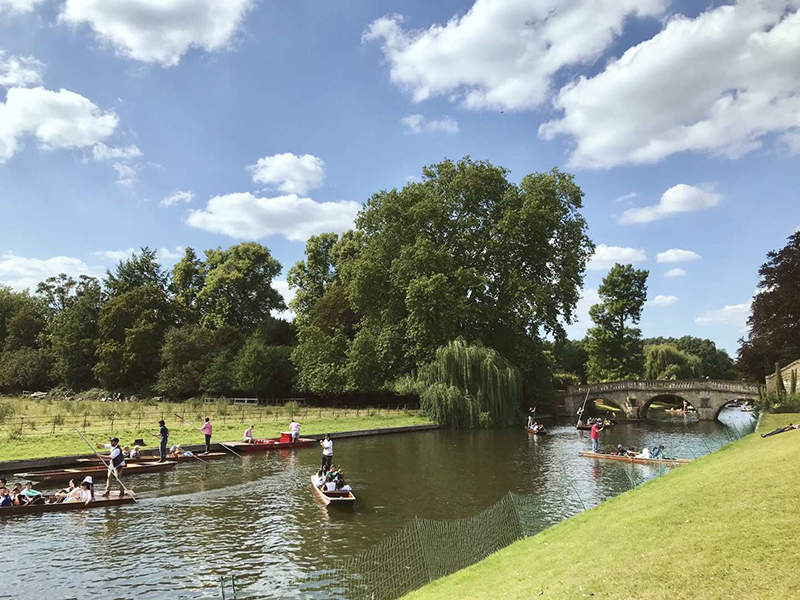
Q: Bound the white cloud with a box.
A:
[656,249,701,263]
[540,1,800,168]
[272,279,296,321]
[401,114,460,135]
[588,244,647,271]
[0,52,44,87]
[160,190,195,208]
[247,153,325,195]
[113,162,137,186]
[158,246,184,261]
[0,252,104,291]
[92,248,134,261]
[186,192,360,242]
[0,0,44,14]
[695,302,751,330]
[651,294,679,306]
[91,142,142,161]
[59,0,256,67]
[0,87,118,163]
[364,0,665,111]
[614,192,638,204]
[664,268,686,278]
[620,184,722,224]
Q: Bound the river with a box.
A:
[1,408,753,599]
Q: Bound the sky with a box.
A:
[1,0,799,355]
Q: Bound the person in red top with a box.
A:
[590,420,603,453]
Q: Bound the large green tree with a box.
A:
[738,232,800,381]
[104,247,169,297]
[644,336,734,380]
[644,344,702,380]
[170,247,206,322]
[585,263,649,381]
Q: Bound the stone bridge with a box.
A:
[563,379,763,422]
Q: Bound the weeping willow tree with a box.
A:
[401,338,523,428]
[644,344,702,380]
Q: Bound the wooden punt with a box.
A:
[14,461,178,483]
[578,451,691,467]
[77,452,228,464]
[0,495,136,517]
[525,426,548,435]
[576,422,615,431]
[311,474,356,507]
[223,437,317,453]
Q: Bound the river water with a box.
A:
[1,408,753,599]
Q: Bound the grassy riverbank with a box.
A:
[405,413,800,600]
[0,396,431,461]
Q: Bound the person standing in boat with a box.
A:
[157,420,169,462]
[289,418,301,442]
[96,437,126,497]
[590,420,603,453]
[320,434,333,472]
[200,417,213,454]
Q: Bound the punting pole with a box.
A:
[75,429,137,503]
[174,413,243,459]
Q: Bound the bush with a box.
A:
[216,397,230,416]
[284,401,300,416]
[0,401,17,424]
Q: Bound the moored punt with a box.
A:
[578,451,691,467]
[223,437,317,453]
[525,426,547,435]
[0,495,136,517]
[15,461,178,483]
[77,452,228,465]
[310,474,356,507]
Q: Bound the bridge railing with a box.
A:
[567,379,762,396]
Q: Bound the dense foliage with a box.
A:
[644,344,702,380]
[737,232,800,381]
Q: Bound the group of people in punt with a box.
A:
[315,464,352,493]
[0,476,96,507]
[612,444,666,459]
[0,479,44,507]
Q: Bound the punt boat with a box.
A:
[77,452,228,464]
[310,474,356,507]
[525,426,548,435]
[0,495,136,517]
[223,433,317,453]
[578,451,691,467]
[14,461,178,483]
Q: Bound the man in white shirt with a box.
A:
[636,446,652,459]
[96,437,126,497]
[320,434,333,472]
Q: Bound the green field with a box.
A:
[405,414,800,600]
[0,396,430,461]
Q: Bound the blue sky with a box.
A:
[1,0,799,355]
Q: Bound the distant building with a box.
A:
[765,358,800,392]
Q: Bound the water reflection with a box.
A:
[1,408,753,599]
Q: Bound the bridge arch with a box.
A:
[713,398,755,421]
[640,393,697,419]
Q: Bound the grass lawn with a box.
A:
[405,413,800,600]
[0,396,431,461]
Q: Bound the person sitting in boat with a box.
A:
[613,444,625,456]
[336,479,352,492]
[168,445,180,458]
[324,475,337,492]
[636,446,652,459]
[63,481,93,505]
[651,446,661,459]
[0,486,11,507]
[10,483,24,506]
[21,482,43,505]
[244,425,255,444]
[131,445,141,459]
[82,476,95,500]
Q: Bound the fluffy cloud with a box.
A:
[91,142,142,161]
[247,153,325,195]
[695,302,751,330]
[0,86,118,163]
[158,246,184,261]
[656,249,701,263]
[113,163,137,186]
[540,1,800,168]
[92,248,134,261]
[186,192,360,242]
[59,0,255,67]
[0,252,104,291]
[620,184,722,224]
[664,268,686,278]
[401,114,459,135]
[0,52,43,87]
[651,294,679,306]
[364,0,665,111]
[160,190,195,208]
[588,244,647,271]
[0,0,44,14]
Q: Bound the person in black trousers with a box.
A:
[157,419,169,462]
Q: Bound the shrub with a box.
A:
[0,402,17,424]
[284,401,300,416]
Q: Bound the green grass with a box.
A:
[405,413,800,600]
[0,396,430,461]
[593,400,624,413]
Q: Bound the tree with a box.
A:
[198,242,285,331]
[104,247,169,297]
[3,294,46,350]
[644,344,702,380]
[156,325,219,398]
[291,324,349,393]
[0,347,52,391]
[338,158,593,393]
[774,362,787,396]
[235,339,296,397]
[644,336,734,380]
[546,338,588,384]
[286,232,340,320]
[738,232,800,381]
[170,247,206,322]
[585,263,649,381]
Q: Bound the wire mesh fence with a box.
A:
[303,421,757,600]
